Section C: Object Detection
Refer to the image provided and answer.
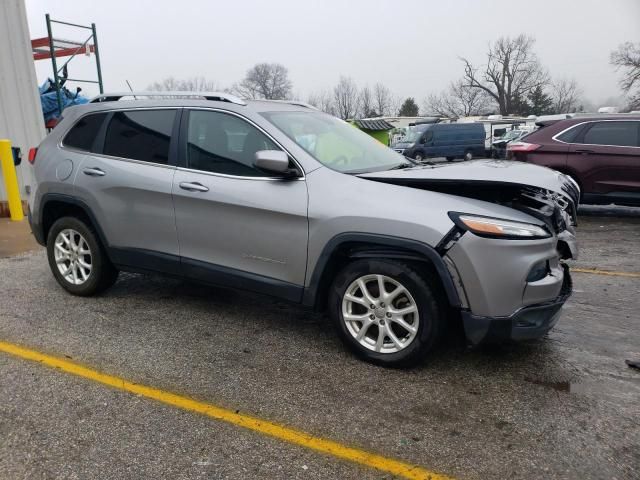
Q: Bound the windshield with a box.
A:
[401,126,429,143]
[262,111,406,173]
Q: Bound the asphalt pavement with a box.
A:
[0,211,638,479]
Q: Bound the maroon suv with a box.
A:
[507,116,640,206]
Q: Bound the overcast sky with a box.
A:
[26,0,640,107]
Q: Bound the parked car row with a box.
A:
[389,115,640,207]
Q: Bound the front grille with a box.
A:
[518,186,576,233]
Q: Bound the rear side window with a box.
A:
[582,122,639,147]
[556,124,583,143]
[104,110,176,164]
[63,113,107,152]
[186,110,281,177]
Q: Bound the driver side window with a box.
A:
[186,110,281,177]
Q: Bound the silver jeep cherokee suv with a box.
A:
[28,92,578,367]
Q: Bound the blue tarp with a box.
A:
[39,79,89,122]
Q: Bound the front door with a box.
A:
[172,109,308,301]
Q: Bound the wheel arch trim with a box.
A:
[303,233,462,309]
[38,193,111,251]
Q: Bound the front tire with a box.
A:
[414,153,424,162]
[46,216,118,296]
[328,259,445,367]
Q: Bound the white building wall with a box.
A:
[0,0,46,202]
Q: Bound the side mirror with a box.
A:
[254,150,298,177]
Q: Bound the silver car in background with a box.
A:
[27,92,578,367]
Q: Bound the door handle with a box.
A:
[575,149,593,154]
[179,181,209,192]
[83,167,106,177]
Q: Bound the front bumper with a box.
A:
[462,264,573,344]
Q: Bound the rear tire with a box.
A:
[328,259,445,368]
[463,150,473,161]
[46,216,118,296]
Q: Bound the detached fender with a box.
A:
[302,232,461,309]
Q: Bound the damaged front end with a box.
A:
[413,181,578,260]
[359,160,579,260]
[358,159,579,344]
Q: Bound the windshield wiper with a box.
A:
[387,162,412,170]
[388,159,417,170]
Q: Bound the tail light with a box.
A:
[507,142,541,152]
[28,147,38,164]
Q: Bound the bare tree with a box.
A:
[611,42,640,109]
[148,76,220,92]
[333,76,359,120]
[307,88,335,115]
[232,63,292,100]
[389,94,403,116]
[551,78,582,113]
[461,34,549,115]
[371,83,391,117]
[358,85,376,117]
[425,79,493,118]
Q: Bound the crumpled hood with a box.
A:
[357,159,580,231]
[358,159,578,203]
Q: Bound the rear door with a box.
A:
[172,109,308,300]
[73,108,180,270]
[567,120,640,198]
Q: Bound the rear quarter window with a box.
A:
[555,124,583,143]
[62,113,108,152]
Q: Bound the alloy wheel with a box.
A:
[341,274,420,354]
[54,228,93,285]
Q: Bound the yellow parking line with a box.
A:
[572,268,640,278]
[0,340,453,480]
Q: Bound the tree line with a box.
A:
[149,35,640,119]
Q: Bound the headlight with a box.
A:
[449,212,550,239]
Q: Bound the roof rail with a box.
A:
[89,91,247,106]
[257,99,318,110]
